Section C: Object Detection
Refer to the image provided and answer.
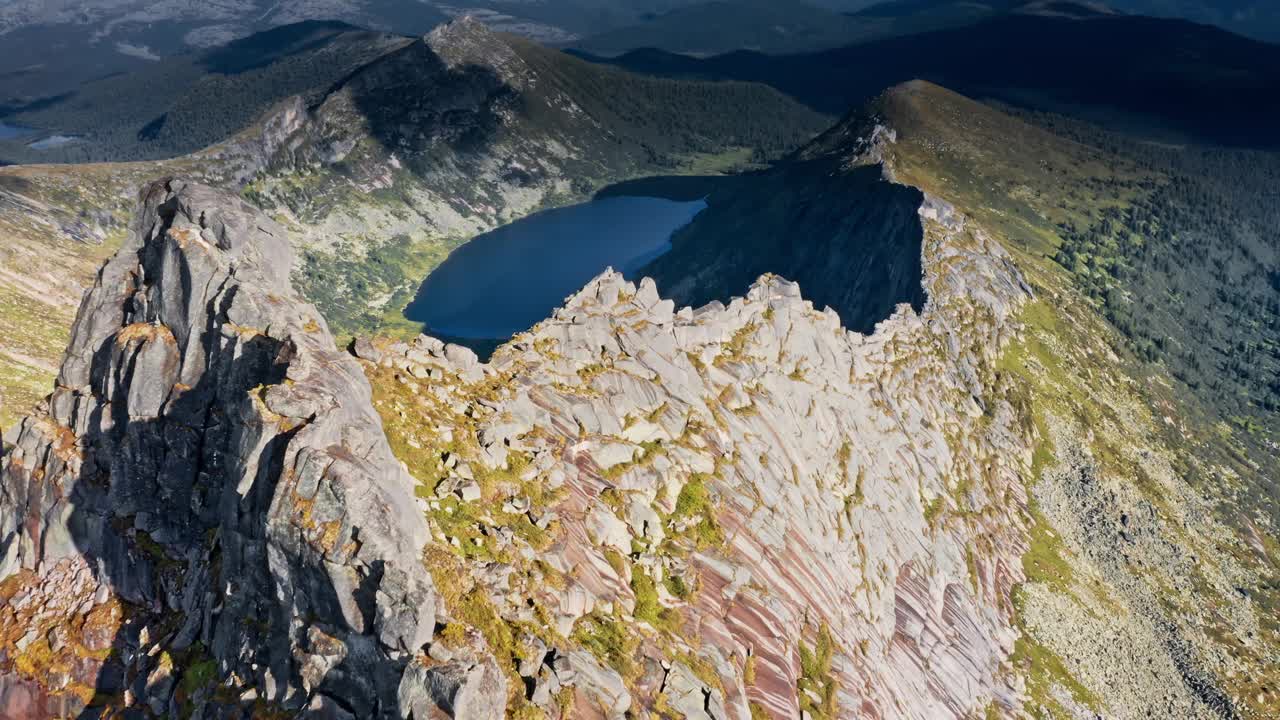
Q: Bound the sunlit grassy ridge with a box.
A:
[871,80,1279,717]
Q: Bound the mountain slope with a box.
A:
[589,10,1280,148]
[0,18,828,427]
[573,0,878,56]
[571,0,1040,57]
[0,2,451,108]
[0,22,414,164]
[1105,0,1280,42]
[857,81,1280,716]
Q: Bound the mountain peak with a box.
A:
[1015,0,1118,18]
[424,14,529,85]
[425,14,503,52]
[1,179,448,716]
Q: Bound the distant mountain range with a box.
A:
[0,0,705,107]
[1107,0,1280,41]
[586,8,1280,148]
[2,0,1279,116]
[569,0,1078,56]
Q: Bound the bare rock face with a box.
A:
[357,188,1036,718]
[0,180,442,717]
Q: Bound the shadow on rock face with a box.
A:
[0,179,444,719]
[639,162,927,335]
[282,20,534,203]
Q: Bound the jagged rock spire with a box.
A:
[0,180,459,718]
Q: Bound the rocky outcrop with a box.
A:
[0,168,1039,719]
[355,182,1035,717]
[0,180,447,717]
[0,158,1039,718]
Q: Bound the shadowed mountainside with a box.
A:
[639,162,926,334]
[586,11,1280,148]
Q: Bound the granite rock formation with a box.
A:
[0,180,443,718]
[349,190,1038,717]
[0,162,1039,718]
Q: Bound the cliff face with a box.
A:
[639,160,928,335]
[0,180,442,718]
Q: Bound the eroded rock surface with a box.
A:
[357,188,1035,718]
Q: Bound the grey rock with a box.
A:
[662,662,727,720]
[350,337,383,363]
[563,651,631,719]
[397,655,507,720]
[0,180,451,717]
[302,693,357,720]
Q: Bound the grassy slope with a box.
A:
[0,154,227,427]
[874,81,1279,716]
[0,167,137,427]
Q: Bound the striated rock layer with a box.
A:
[355,194,1036,716]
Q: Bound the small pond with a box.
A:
[404,192,709,342]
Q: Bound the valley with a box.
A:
[0,18,826,428]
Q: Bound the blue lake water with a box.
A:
[406,195,707,340]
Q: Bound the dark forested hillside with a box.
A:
[586,12,1280,148]
[0,23,413,164]
[509,37,831,164]
[1022,110,1280,425]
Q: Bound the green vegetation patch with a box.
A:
[1010,627,1099,716]
[797,623,839,720]
[572,610,642,682]
[666,473,726,550]
[295,234,464,344]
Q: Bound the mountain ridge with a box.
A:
[586,9,1280,148]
